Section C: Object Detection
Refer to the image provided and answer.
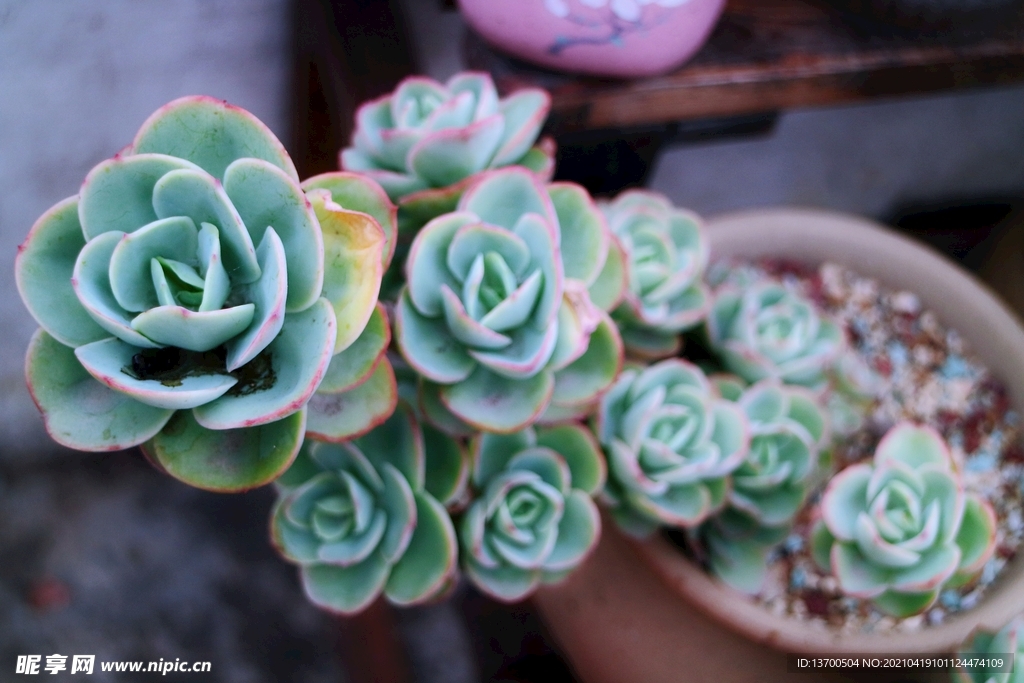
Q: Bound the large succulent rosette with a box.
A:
[395,168,625,434]
[708,281,845,387]
[600,190,710,359]
[597,359,749,536]
[811,423,997,617]
[272,405,460,614]
[460,424,603,601]
[703,379,827,593]
[340,72,555,234]
[16,97,391,491]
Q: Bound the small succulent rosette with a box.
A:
[702,379,827,593]
[600,190,710,359]
[824,350,882,437]
[954,617,1023,683]
[708,281,845,387]
[810,423,997,617]
[340,72,554,233]
[16,97,392,491]
[460,424,604,601]
[395,167,625,434]
[272,405,462,614]
[597,359,749,537]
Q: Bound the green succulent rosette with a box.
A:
[703,379,827,593]
[340,72,555,233]
[597,359,750,537]
[16,97,392,491]
[955,618,1024,683]
[394,167,625,434]
[599,190,710,359]
[708,281,845,387]
[811,423,997,617]
[272,405,460,614]
[461,424,604,601]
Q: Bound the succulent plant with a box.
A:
[16,96,391,491]
[394,167,624,434]
[954,618,1024,683]
[272,405,459,614]
[597,359,749,537]
[824,351,881,437]
[340,72,555,234]
[703,380,827,593]
[810,423,997,617]
[599,190,710,359]
[708,281,845,387]
[461,424,604,601]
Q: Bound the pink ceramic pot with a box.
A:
[457,0,727,78]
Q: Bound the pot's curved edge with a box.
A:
[615,206,1024,654]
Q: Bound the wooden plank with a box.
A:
[464,0,1024,133]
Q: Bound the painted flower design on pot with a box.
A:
[16,97,387,491]
[600,190,709,359]
[546,0,693,23]
[597,359,749,536]
[810,423,997,617]
[395,168,625,434]
[703,379,827,593]
[461,424,604,601]
[954,617,1024,683]
[340,72,553,208]
[708,281,845,387]
[272,406,459,614]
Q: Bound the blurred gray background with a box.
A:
[2,0,1024,681]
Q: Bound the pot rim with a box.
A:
[633,206,1024,654]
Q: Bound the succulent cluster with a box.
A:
[20,73,1010,628]
[811,424,996,617]
[601,191,710,359]
[703,380,827,593]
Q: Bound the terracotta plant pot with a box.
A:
[456,0,726,78]
[534,208,1024,682]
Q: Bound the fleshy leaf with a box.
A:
[542,490,600,571]
[26,330,173,451]
[224,227,288,371]
[152,168,261,284]
[385,492,458,605]
[302,172,398,268]
[395,289,475,384]
[306,358,398,442]
[193,298,336,429]
[310,190,384,354]
[74,338,237,409]
[318,304,390,393]
[408,115,505,188]
[78,153,202,239]
[224,158,323,312]
[72,231,161,348]
[548,183,607,286]
[441,367,553,434]
[16,196,107,347]
[551,314,623,407]
[133,95,298,182]
[536,424,606,495]
[423,425,468,507]
[143,408,305,492]
[108,216,199,312]
[352,403,424,491]
[301,552,389,615]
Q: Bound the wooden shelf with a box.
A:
[462,0,1024,134]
